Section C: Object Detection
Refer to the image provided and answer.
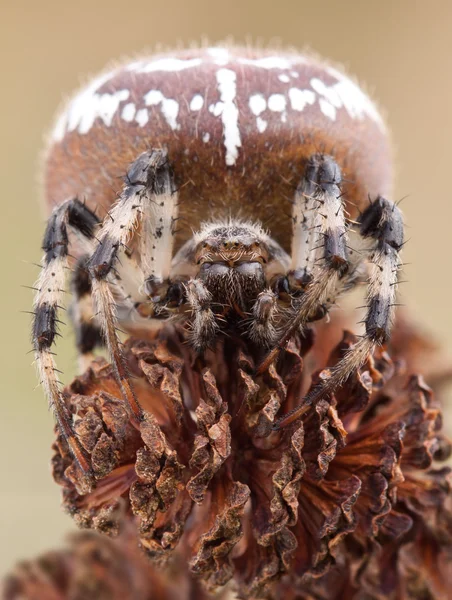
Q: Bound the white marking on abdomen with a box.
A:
[311,71,385,129]
[144,89,180,130]
[190,94,204,111]
[50,50,385,143]
[288,88,315,111]
[256,117,267,133]
[249,94,266,116]
[249,94,267,132]
[207,47,230,65]
[121,102,136,122]
[127,57,202,73]
[319,98,336,120]
[135,108,149,127]
[212,68,241,166]
[53,69,129,140]
[268,94,286,112]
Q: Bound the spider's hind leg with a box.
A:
[70,256,104,373]
[33,198,100,476]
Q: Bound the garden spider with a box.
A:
[33,47,402,476]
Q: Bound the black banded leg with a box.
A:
[258,154,349,373]
[70,257,104,372]
[275,196,404,429]
[88,149,178,421]
[33,198,99,475]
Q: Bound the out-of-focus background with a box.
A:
[1,0,451,576]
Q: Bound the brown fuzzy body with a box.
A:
[43,46,392,253]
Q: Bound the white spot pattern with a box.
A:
[249,94,266,116]
[121,102,136,122]
[288,88,316,111]
[190,94,204,111]
[319,98,336,120]
[51,48,385,146]
[311,71,384,128]
[256,117,267,133]
[268,94,287,112]
[311,78,342,110]
[135,108,149,127]
[53,70,129,140]
[144,89,180,130]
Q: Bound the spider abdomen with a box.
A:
[43,46,392,254]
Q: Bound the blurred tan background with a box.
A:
[1,0,452,577]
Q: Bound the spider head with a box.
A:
[191,223,268,308]
[195,223,269,267]
[171,221,282,310]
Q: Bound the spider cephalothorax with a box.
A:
[34,46,402,478]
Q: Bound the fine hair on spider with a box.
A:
[34,48,403,477]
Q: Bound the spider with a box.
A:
[33,46,403,478]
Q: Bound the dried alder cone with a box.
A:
[48,315,451,599]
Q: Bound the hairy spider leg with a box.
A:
[249,288,279,346]
[274,196,404,428]
[88,149,178,422]
[185,278,219,351]
[70,256,104,372]
[258,154,349,373]
[33,198,100,476]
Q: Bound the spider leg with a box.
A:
[139,154,178,303]
[258,154,349,372]
[33,198,99,475]
[185,278,219,351]
[288,158,323,287]
[70,257,104,372]
[88,149,178,421]
[249,289,279,346]
[275,196,404,428]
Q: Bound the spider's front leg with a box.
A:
[275,196,404,428]
[258,154,351,371]
[88,149,178,421]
